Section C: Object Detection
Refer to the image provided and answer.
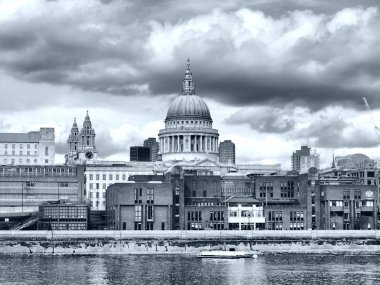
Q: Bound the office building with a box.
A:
[219,140,235,164]
[38,200,89,230]
[291,146,320,173]
[130,146,151,162]
[143,138,160,162]
[0,128,55,165]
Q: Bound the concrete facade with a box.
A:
[0,165,85,216]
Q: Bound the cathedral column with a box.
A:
[200,136,203,152]
[194,135,197,152]
[177,135,180,152]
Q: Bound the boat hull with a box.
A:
[197,251,256,259]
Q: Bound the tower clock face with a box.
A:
[85,151,94,159]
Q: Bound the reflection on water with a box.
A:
[1,254,380,285]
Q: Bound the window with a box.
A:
[34,159,37,163]
[343,190,350,200]
[45,159,48,164]
[134,188,142,203]
[89,183,93,190]
[20,150,23,155]
[116,174,119,180]
[25,181,35,188]
[122,174,126,180]
[96,192,99,198]
[109,174,113,180]
[5,144,7,149]
[102,183,106,190]
[103,192,106,198]
[96,174,99,180]
[147,205,153,220]
[135,205,142,221]
[45,147,49,156]
[27,144,30,149]
[34,144,38,149]
[103,174,106,180]
[89,174,93,180]
[147,188,154,203]
[329,200,343,207]
[12,144,15,149]
[59,183,69,187]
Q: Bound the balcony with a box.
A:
[330,206,343,212]
[361,206,374,212]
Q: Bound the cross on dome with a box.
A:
[183,58,195,95]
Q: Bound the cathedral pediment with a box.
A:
[193,158,220,167]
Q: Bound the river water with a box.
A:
[1,254,380,284]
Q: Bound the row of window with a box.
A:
[2,150,38,156]
[134,188,154,204]
[166,120,211,128]
[91,201,105,208]
[2,143,38,150]
[343,190,364,199]
[289,211,304,221]
[1,159,50,164]
[89,192,106,198]
[329,200,374,207]
[88,173,128,181]
[228,210,262,218]
[22,182,70,188]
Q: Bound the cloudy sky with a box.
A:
[1,0,380,169]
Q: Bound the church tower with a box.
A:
[65,111,98,165]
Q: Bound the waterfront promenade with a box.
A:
[1,230,380,255]
[1,230,380,241]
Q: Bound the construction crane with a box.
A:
[363,97,380,131]
[364,97,380,169]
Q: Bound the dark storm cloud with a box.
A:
[225,108,295,134]
[296,116,380,148]
[0,1,380,112]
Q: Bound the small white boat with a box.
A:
[197,250,257,259]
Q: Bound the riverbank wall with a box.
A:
[1,230,380,255]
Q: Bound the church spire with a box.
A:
[83,110,93,128]
[182,58,195,95]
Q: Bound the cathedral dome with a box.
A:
[166,95,212,121]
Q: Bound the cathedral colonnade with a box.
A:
[159,135,219,154]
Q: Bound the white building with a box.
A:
[226,195,265,230]
[85,162,157,210]
[0,128,55,165]
[158,60,220,162]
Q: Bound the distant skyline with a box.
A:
[1,0,380,169]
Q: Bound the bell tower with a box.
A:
[65,111,98,165]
